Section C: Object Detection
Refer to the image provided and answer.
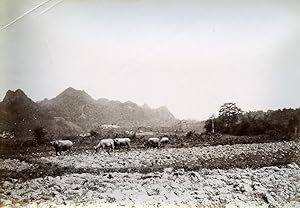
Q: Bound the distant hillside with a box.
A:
[0,89,46,136]
[173,119,206,133]
[0,88,209,137]
[39,87,178,130]
[0,89,80,137]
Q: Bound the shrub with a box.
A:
[32,126,48,145]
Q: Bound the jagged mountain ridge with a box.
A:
[0,89,46,136]
[0,88,178,136]
[39,87,178,130]
[0,89,82,136]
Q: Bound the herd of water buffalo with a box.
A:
[50,137,170,156]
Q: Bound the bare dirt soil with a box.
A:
[0,141,299,207]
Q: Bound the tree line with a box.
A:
[205,103,300,137]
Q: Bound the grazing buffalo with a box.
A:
[94,139,114,153]
[50,140,73,156]
[114,138,131,150]
[144,137,160,149]
[160,137,169,147]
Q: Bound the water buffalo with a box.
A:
[50,140,73,156]
[114,138,131,150]
[144,137,160,149]
[160,137,169,147]
[94,139,114,153]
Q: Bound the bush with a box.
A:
[32,126,48,145]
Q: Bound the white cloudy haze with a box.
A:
[0,0,300,120]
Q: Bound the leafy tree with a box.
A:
[219,103,242,124]
[216,103,242,134]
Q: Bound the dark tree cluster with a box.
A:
[205,103,300,138]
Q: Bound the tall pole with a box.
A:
[212,118,215,133]
[210,114,215,134]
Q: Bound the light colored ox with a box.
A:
[144,137,160,149]
[114,138,131,150]
[160,137,169,147]
[94,139,114,153]
[50,140,73,156]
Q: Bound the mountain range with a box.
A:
[0,87,179,137]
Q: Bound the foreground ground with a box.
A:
[0,141,299,207]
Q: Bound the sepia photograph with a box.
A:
[0,0,300,207]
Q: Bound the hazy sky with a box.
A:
[0,0,300,120]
